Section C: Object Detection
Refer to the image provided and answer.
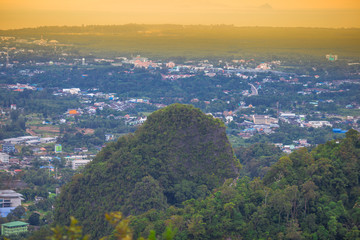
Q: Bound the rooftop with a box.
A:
[0,190,23,198]
[2,221,29,227]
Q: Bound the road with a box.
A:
[248,83,258,96]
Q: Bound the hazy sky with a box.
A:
[0,0,359,29]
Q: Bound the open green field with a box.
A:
[25,114,43,125]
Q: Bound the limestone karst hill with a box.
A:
[54,103,239,238]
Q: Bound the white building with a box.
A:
[0,153,9,164]
[63,88,81,95]
[72,159,92,170]
[0,190,24,208]
[308,121,332,128]
[225,116,234,123]
[138,116,147,124]
[280,112,296,118]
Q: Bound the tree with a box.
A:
[127,176,168,215]
[285,220,303,240]
[187,214,206,239]
[49,216,89,240]
[52,157,66,169]
[47,211,175,240]
[11,206,26,219]
[29,212,41,226]
[100,212,132,240]
[301,181,318,214]
[162,225,178,240]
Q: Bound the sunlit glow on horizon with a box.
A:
[0,0,359,29]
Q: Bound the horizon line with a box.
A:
[1,23,360,31]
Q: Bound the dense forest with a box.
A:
[128,129,360,240]
[54,104,240,239]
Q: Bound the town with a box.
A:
[1,35,359,168]
[0,33,359,237]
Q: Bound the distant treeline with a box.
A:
[1,25,360,59]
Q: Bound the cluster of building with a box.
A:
[1,83,37,92]
[278,112,337,129]
[0,190,29,236]
[237,114,280,138]
[275,139,312,154]
[1,36,359,163]
[111,55,284,78]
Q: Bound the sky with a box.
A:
[0,0,360,29]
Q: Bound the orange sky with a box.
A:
[0,0,360,29]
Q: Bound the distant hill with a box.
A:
[2,24,360,58]
[54,103,239,238]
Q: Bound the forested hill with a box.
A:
[130,129,360,240]
[54,104,240,239]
